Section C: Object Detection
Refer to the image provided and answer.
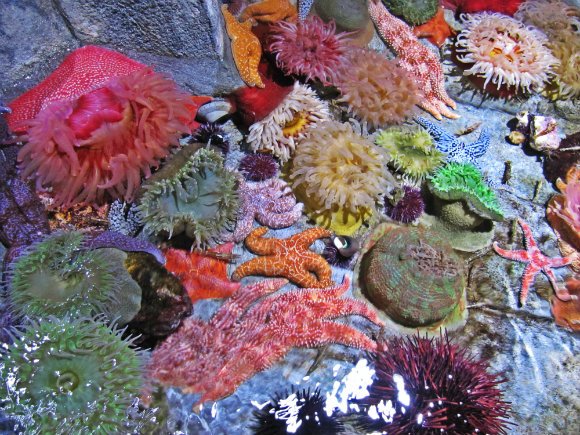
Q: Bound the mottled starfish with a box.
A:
[493,218,578,306]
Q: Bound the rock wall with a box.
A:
[0,0,243,101]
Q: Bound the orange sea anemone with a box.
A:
[18,68,193,208]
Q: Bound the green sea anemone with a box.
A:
[138,146,239,248]
[0,317,144,434]
[382,0,438,26]
[375,126,444,181]
[9,232,142,323]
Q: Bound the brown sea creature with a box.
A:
[551,276,580,331]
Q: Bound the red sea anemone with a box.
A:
[442,0,523,16]
[18,67,194,208]
[268,15,351,86]
[356,334,512,434]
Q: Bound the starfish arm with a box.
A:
[543,254,577,269]
[468,128,491,158]
[232,205,256,242]
[492,242,530,262]
[542,268,573,302]
[255,202,303,228]
[244,226,281,254]
[298,0,314,20]
[421,98,460,121]
[517,218,539,250]
[519,263,541,305]
[291,226,333,249]
[301,252,334,288]
[183,275,241,303]
[415,117,455,151]
[304,298,384,327]
[286,320,377,351]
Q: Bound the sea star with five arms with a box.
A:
[232,226,334,288]
[368,0,458,120]
[229,178,304,243]
[416,116,490,168]
[493,218,578,306]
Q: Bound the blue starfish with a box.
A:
[416,117,490,168]
[298,0,314,20]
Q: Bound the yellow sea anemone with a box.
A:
[455,13,559,94]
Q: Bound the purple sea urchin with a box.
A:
[239,153,279,181]
[192,122,229,154]
[384,186,425,223]
[356,334,512,434]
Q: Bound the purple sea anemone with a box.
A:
[239,153,279,181]
[384,186,425,223]
[267,15,351,86]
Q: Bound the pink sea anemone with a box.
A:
[267,15,351,86]
[18,68,193,208]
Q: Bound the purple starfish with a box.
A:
[493,218,578,306]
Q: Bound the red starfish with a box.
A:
[413,7,455,48]
[147,276,383,404]
[493,218,578,306]
[164,244,241,304]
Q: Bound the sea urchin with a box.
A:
[238,153,279,181]
[384,185,425,223]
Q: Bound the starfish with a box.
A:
[147,276,383,404]
[164,244,241,304]
[240,0,297,23]
[298,0,314,20]
[412,7,455,48]
[416,117,490,168]
[221,5,265,88]
[368,0,458,120]
[493,218,578,306]
[232,226,334,288]
[229,178,303,243]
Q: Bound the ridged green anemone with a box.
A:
[382,0,438,26]
[138,146,239,248]
[0,317,144,434]
[9,231,142,323]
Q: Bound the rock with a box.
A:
[0,0,243,101]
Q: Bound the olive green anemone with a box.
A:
[382,0,438,26]
[0,317,144,434]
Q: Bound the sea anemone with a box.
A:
[0,316,144,434]
[290,120,393,224]
[384,186,425,223]
[267,15,351,86]
[18,68,193,208]
[355,334,512,434]
[238,153,279,181]
[246,82,330,162]
[9,231,142,323]
[515,0,579,35]
[192,122,230,154]
[382,0,438,25]
[137,146,239,248]
[544,35,580,100]
[455,13,559,95]
[442,0,523,16]
[337,49,421,128]
[251,387,344,435]
[375,126,444,181]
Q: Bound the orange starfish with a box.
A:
[164,243,241,304]
[221,5,265,88]
[240,0,297,23]
[413,7,455,48]
[232,226,334,288]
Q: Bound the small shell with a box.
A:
[530,115,561,151]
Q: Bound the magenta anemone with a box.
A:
[384,186,425,223]
[238,153,279,181]
[267,15,351,86]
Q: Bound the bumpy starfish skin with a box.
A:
[413,7,454,47]
[493,218,578,305]
[416,117,490,167]
[368,0,458,120]
[232,226,334,288]
[222,5,265,88]
[298,0,314,20]
[147,276,383,404]
[241,0,297,23]
[230,178,303,242]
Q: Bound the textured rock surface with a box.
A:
[0,0,243,101]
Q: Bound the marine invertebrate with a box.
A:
[164,244,240,304]
[442,0,523,15]
[354,223,466,331]
[268,15,351,86]
[455,13,558,95]
[192,123,230,154]
[507,111,561,152]
[514,0,578,35]
[238,153,279,181]
[251,387,344,434]
[137,146,239,248]
[147,276,383,404]
[551,276,580,331]
[368,0,458,120]
[382,0,438,25]
[298,0,315,20]
[412,6,454,47]
[0,317,144,434]
[543,133,580,187]
[289,120,393,232]
[416,117,490,168]
[384,185,425,223]
[222,5,265,88]
[241,0,298,23]
[493,218,578,306]
[323,236,360,269]
[232,227,334,288]
[375,125,444,181]
[9,231,142,324]
[356,334,512,434]
[229,178,303,243]
[336,49,421,128]
[18,66,193,207]
[246,82,330,162]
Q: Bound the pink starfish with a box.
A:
[368,0,458,120]
[493,218,578,306]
